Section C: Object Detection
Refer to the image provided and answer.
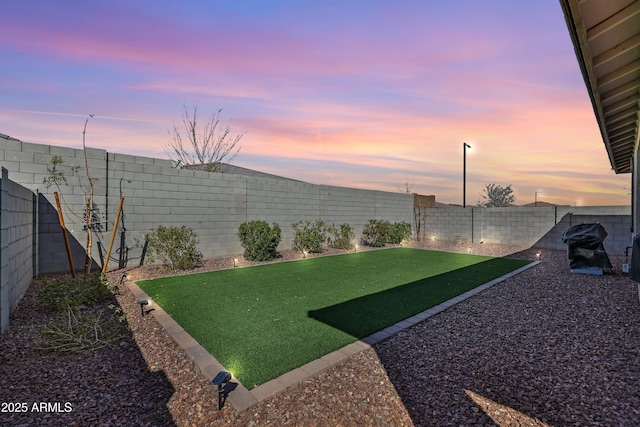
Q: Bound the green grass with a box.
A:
[138,248,530,388]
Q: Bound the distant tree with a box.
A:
[397,179,414,194]
[166,105,244,172]
[477,183,515,207]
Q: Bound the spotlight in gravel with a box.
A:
[467,247,472,253]
[536,252,542,261]
[233,258,238,268]
[354,244,358,252]
[212,371,232,410]
[138,300,154,316]
[303,250,308,258]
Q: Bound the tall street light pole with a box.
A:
[463,143,471,208]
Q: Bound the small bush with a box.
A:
[327,223,355,250]
[361,220,412,247]
[361,219,392,247]
[39,272,114,312]
[146,225,203,271]
[238,221,282,261]
[292,220,326,254]
[388,221,412,244]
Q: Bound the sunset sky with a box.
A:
[0,1,631,206]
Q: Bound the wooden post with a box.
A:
[102,197,124,273]
[54,192,75,278]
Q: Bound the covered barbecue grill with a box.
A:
[562,222,612,274]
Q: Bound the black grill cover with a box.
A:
[562,222,612,269]
[630,234,640,282]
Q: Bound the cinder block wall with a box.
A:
[534,210,632,255]
[424,205,631,255]
[2,137,632,277]
[1,139,413,273]
[0,168,36,333]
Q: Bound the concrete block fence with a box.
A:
[425,205,631,255]
[0,138,413,275]
[0,168,36,333]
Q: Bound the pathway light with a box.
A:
[212,371,232,410]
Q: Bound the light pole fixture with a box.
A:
[535,191,542,207]
[463,143,471,208]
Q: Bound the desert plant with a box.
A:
[361,219,392,247]
[327,223,355,250]
[292,220,326,254]
[238,221,282,261]
[388,221,412,244]
[38,272,114,312]
[146,225,203,271]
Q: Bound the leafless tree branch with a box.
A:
[166,105,244,172]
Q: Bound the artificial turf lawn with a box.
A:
[138,248,530,388]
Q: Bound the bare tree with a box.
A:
[166,105,244,172]
[44,114,99,275]
[397,179,414,194]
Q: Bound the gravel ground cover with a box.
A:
[1,240,639,426]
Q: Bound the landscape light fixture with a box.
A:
[139,300,148,316]
[463,142,471,208]
[303,250,308,258]
[467,247,472,253]
[233,258,238,268]
[138,300,154,316]
[112,272,126,295]
[211,371,232,410]
[354,244,358,252]
[536,252,542,261]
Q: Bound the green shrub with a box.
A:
[361,219,392,247]
[292,220,326,254]
[146,225,203,271]
[238,221,282,261]
[38,272,114,312]
[327,223,355,249]
[361,220,412,247]
[388,221,412,244]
